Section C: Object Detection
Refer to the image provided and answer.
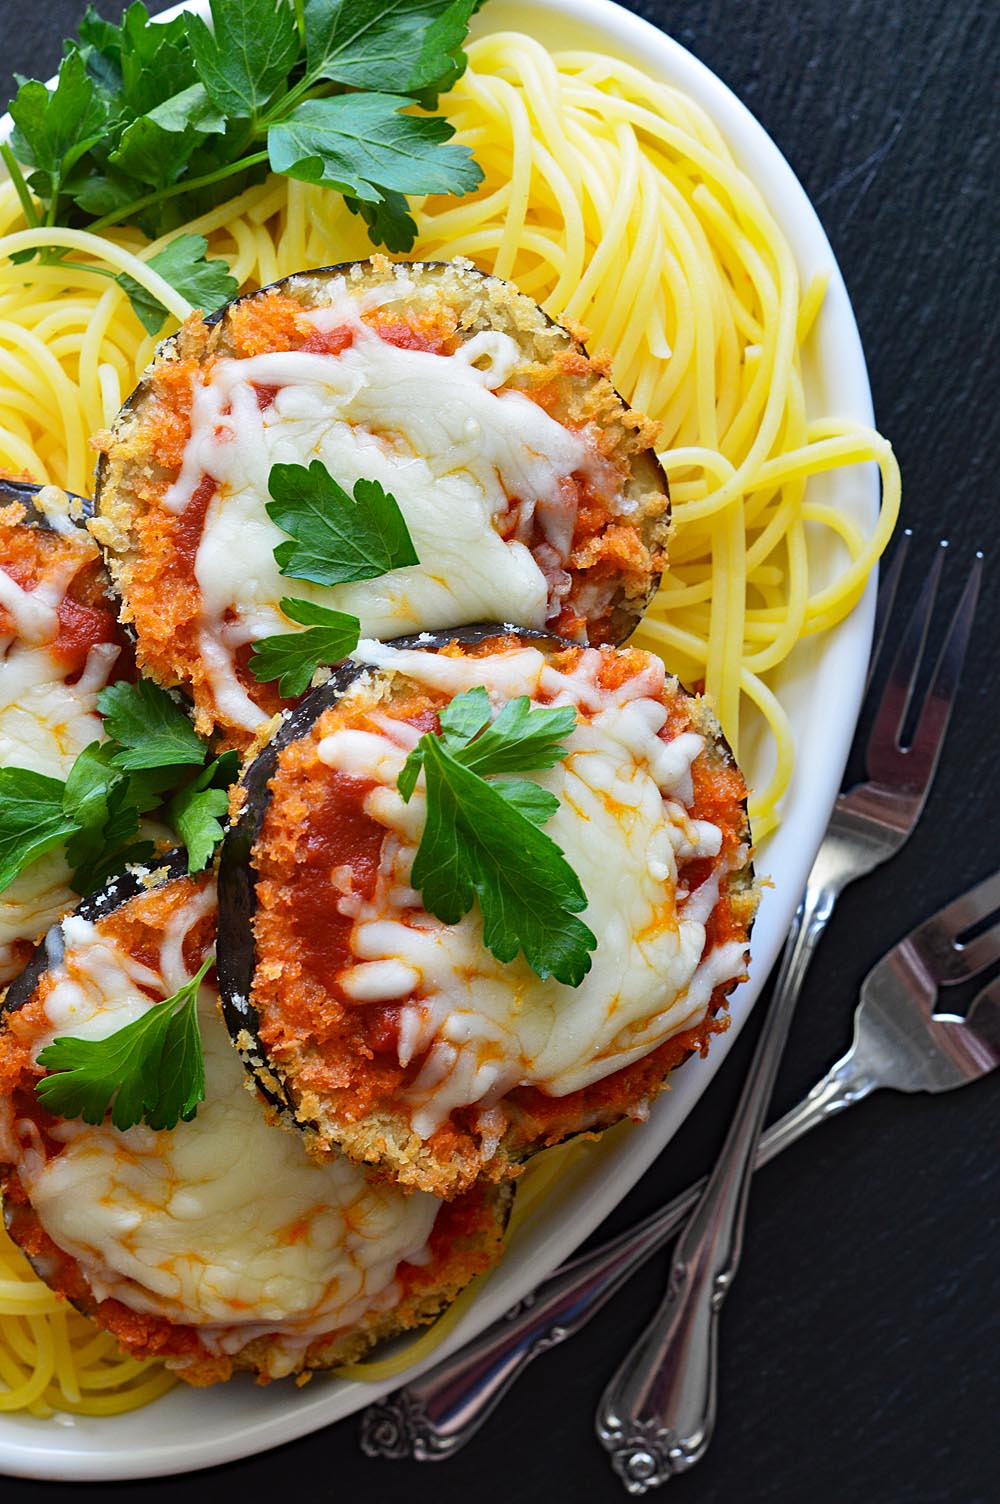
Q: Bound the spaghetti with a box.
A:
[0,30,899,1409]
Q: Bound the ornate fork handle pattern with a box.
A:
[593,868,852,1490]
[359,1033,874,1462]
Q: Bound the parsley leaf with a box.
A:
[490,777,561,826]
[95,3,203,114]
[36,955,212,1132]
[0,770,78,891]
[185,0,300,121]
[406,0,484,107]
[3,0,483,257]
[267,460,419,586]
[303,0,480,108]
[439,685,492,740]
[108,86,227,194]
[406,733,596,985]
[267,92,481,202]
[447,696,578,777]
[249,598,361,697]
[167,751,239,873]
[343,188,418,253]
[399,690,578,796]
[62,742,142,891]
[115,232,238,334]
[97,680,207,771]
[0,689,235,898]
[9,50,107,208]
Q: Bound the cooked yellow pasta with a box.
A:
[0,29,899,1409]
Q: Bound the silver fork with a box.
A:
[358,538,981,1464]
[593,538,982,1490]
[360,866,1000,1464]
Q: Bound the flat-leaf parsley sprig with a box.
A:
[3,0,485,276]
[0,680,234,897]
[398,687,598,986]
[36,953,213,1132]
[249,459,420,694]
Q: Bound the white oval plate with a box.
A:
[0,0,878,1479]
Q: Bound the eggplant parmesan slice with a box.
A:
[218,625,758,1199]
[0,481,130,983]
[0,857,509,1385]
[92,257,669,746]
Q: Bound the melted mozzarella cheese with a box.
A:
[164,273,613,732]
[16,891,440,1377]
[320,645,749,1136]
[1,524,119,971]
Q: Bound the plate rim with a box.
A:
[0,0,879,1478]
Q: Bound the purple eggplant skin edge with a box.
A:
[0,478,94,528]
[0,850,192,1025]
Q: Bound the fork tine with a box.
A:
[908,866,1000,985]
[865,529,911,694]
[902,551,983,783]
[962,973,1000,1061]
[865,540,945,778]
[866,547,982,797]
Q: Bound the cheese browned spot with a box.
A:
[0,874,509,1385]
[93,259,668,746]
[239,633,757,1198]
[0,495,124,983]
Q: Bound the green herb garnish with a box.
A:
[268,461,419,586]
[98,678,207,770]
[166,750,240,873]
[0,770,78,891]
[249,459,420,693]
[36,955,212,1131]
[398,688,597,985]
[115,233,239,334]
[249,597,362,696]
[5,0,484,287]
[0,682,233,894]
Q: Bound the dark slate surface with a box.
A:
[1,1,999,1499]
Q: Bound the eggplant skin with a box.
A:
[0,479,94,529]
[1,852,193,1026]
[218,622,758,1199]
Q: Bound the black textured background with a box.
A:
[2,2,999,1499]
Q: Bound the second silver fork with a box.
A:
[593,537,982,1489]
[360,862,1000,1465]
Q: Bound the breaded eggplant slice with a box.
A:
[0,857,510,1386]
[0,481,131,984]
[217,624,758,1199]
[91,257,669,748]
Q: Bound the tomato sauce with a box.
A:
[291,775,384,987]
[300,324,354,356]
[253,383,280,411]
[52,595,118,674]
[173,473,217,578]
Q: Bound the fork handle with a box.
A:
[593,879,844,1492]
